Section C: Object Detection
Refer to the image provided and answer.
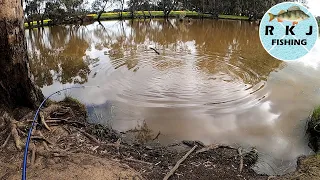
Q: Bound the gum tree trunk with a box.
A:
[0,0,44,110]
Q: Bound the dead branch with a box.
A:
[124,158,153,166]
[163,145,197,180]
[39,111,51,131]
[152,131,161,141]
[1,133,11,148]
[78,129,100,144]
[238,148,243,173]
[196,144,219,154]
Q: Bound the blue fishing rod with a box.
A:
[22,85,99,180]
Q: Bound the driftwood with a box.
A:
[163,145,197,180]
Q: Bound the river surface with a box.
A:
[26,19,320,175]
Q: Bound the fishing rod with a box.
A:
[22,85,100,180]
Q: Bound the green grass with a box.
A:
[218,15,249,20]
[312,105,320,120]
[25,11,249,28]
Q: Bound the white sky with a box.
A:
[308,0,320,16]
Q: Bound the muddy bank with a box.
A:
[0,98,318,180]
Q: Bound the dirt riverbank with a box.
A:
[0,98,319,180]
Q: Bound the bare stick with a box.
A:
[152,131,161,141]
[78,129,100,144]
[39,111,51,131]
[238,148,243,173]
[196,144,237,154]
[150,47,160,55]
[196,144,219,154]
[1,133,11,148]
[124,158,153,166]
[46,118,85,127]
[163,145,197,180]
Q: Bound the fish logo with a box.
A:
[268,6,310,25]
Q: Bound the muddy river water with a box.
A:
[26,19,320,175]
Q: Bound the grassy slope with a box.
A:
[24,11,248,27]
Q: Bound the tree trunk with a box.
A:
[0,0,44,110]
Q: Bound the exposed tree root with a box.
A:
[1,133,11,148]
[39,111,51,131]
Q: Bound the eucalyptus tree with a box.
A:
[92,0,114,21]
[0,0,43,109]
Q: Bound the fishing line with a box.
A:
[22,85,100,180]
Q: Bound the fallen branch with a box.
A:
[78,129,100,144]
[196,144,219,154]
[46,118,85,127]
[163,145,197,180]
[124,158,153,166]
[238,148,243,173]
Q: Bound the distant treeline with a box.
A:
[24,0,304,27]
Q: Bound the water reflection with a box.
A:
[25,19,320,175]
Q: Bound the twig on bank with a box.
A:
[238,147,243,173]
[150,47,160,55]
[152,131,161,141]
[124,158,153,166]
[46,118,85,127]
[163,145,197,180]
[196,144,237,154]
[78,129,100,145]
[196,144,219,154]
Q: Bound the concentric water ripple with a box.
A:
[27,19,320,176]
